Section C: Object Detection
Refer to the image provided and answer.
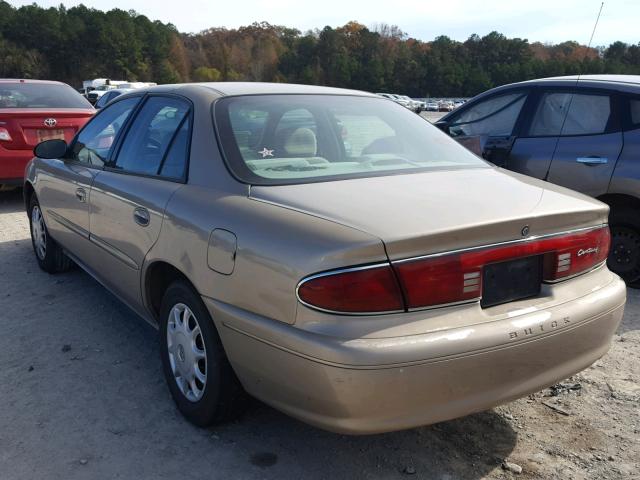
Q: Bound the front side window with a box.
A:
[70,97,139,166]
[529,92,611,137]
[112,96,190,178]
[448,92,527,138]
[215,94,487,185]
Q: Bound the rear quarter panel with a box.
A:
[144,186,387,324]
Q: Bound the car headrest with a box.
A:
[284,127,317,157]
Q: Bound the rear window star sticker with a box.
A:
[258,147,274,158]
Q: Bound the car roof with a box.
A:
[0,79,66,85]
[141,82,376,98]
[519,74,640,87]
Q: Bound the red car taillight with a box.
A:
[394,226,611,309]
[0,127,12,142]
[297,226,610,314]
[297,265,404,313]
[541,226,610,281]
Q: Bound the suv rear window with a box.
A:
[0,83,92,109]
[214,94,486,185]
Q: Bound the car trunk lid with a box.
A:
[250,167,609,262]
[0,108,94,150]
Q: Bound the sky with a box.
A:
[8,0,640,46]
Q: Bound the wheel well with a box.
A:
[23,182,35,212]
[145,262,197,320]
[597,194,640,216]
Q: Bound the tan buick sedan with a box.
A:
[24,83,626,434]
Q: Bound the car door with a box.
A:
[544,90,623,196]
[88,95,192,309]
[443,89,533,169]
[37,96,140,260]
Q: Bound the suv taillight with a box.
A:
[297,226,610,314]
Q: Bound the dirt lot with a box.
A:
[0,188,638,480]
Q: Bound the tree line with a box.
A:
[1,2,640,97]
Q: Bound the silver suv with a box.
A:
[437,75,640,284]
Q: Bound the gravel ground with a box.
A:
[1,188,638,480]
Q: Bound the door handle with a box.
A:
[576,157,608,165]
[133,207,150,227]
[75,188,86,203]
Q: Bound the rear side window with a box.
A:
[529,92,611,136]
[0,82,92,109]
[70,97,139,166]
[112,96,190,178]
[448,92,527,138]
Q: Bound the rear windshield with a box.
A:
[214,94,487,185]
[0,83,92,109]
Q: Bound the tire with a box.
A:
[608,207,640,285]
[159,280,244,427]
[28,194,73,273]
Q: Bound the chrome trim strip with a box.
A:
[47,209,89,239]
[543,261,607,284]
[89,234,139,270]
[392,224,607,264]
[296,263,405,316]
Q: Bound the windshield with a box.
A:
[0,83,92,109]
[215,94,487,185]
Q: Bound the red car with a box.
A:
[0,79,94,187]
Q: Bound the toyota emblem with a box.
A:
[521,225,530,237]
[43,118,57,128]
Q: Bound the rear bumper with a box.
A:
[207,273,626,434]
[0,145,33,182]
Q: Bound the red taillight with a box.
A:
[297,226,610,314]
[0,127,12,142]
[541,226,610,281]
[394,226,611,309]
[297,265,404,313]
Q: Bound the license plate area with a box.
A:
[481,255,542,308]
[36,128,65,143]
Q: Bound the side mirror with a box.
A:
[34,139,68,159]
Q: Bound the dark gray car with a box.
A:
[437,75,640,284]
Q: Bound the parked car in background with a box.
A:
[437,75,640,284]
[0,79,93,187]
[453,100,465,109]
[377,92,409,108]
[25,82,625,434]
[86,84,119,104]
[438,100,455,112]
[397,95,422,113]
[425,101,439,111]
[94,88,134,109]
[81,78,127,99]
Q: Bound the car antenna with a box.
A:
[544,2,604,180]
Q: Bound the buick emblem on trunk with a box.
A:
[521,225,530,237]
[43,118,57,128]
